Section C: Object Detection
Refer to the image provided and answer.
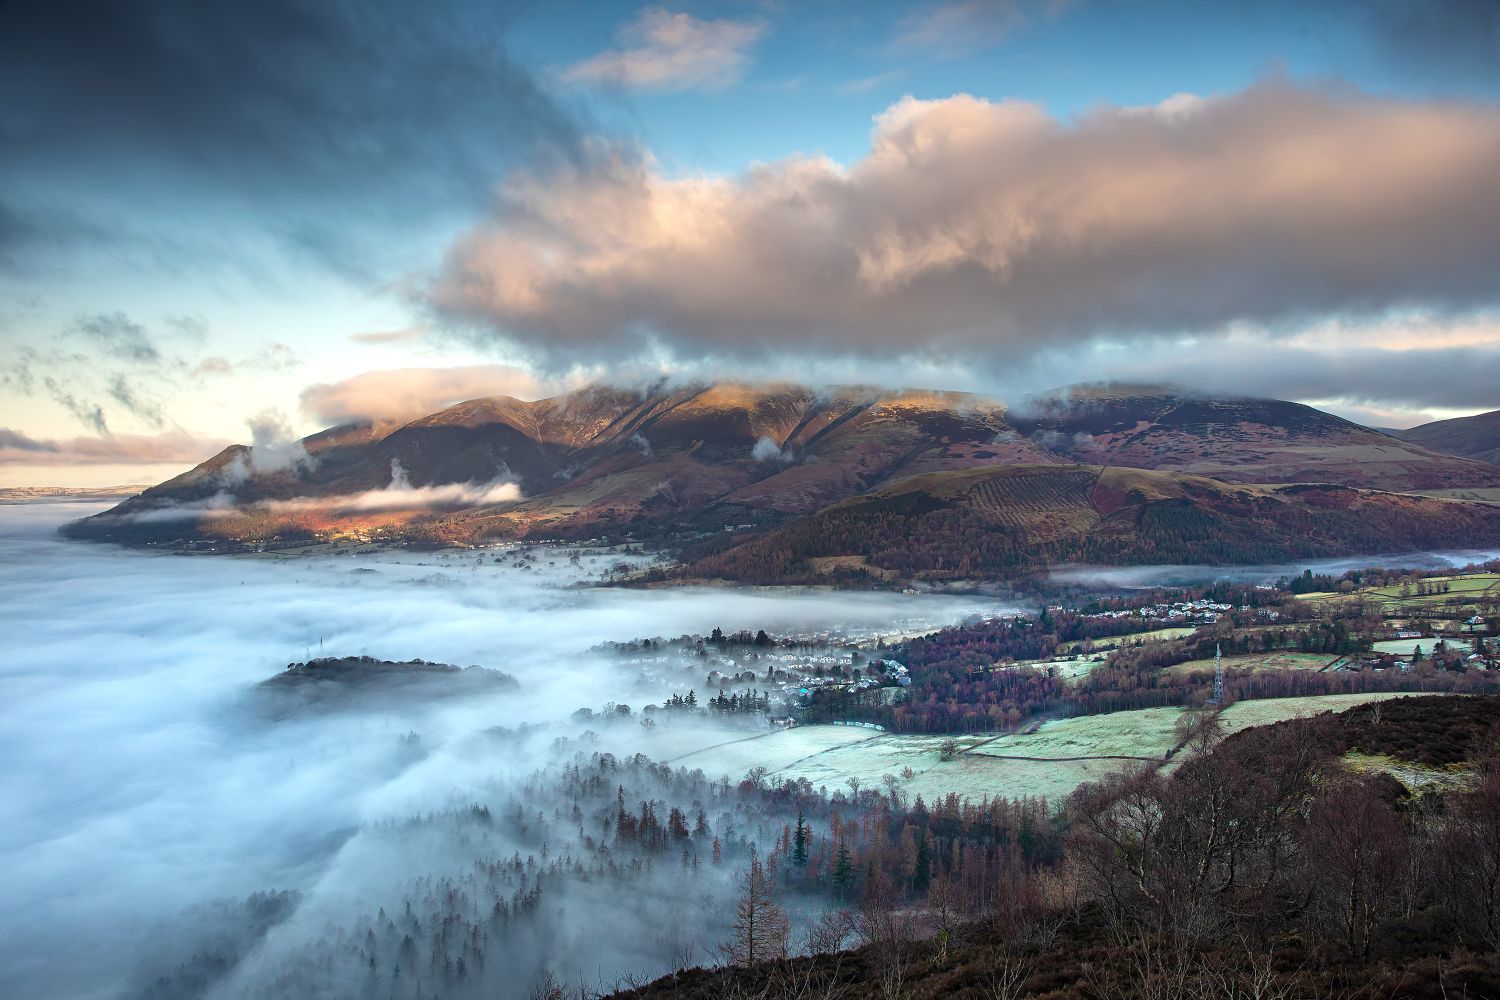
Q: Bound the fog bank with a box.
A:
[1047,548,1500,590]
[0,503,1005,999]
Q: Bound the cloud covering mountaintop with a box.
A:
[433,81,1500,364]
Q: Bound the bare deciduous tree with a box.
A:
[723,846,791,967]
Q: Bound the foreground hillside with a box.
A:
[679,464,1500,584]
[615,696,1500,1000]
[65,381,1500,575]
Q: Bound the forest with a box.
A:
[669,484,1500,587]
[129,731,1062,1000]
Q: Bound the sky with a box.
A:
[1,0,1497,485]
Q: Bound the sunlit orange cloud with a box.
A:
[298,365,593,427]
[433,80,1500,363]
[1285,315,1500,353]
[0,428,228,466]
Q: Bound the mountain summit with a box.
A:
[68,382,1500,576]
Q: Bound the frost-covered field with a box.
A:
[652,692,1452,806]
[616,722,881,775]
[1372,638,1436,655]
[972,707,1186,760]
[661,726,1116,804]
[1216,692,1440,734]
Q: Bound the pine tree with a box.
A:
[793,812,808,867]
[831,842,855,898]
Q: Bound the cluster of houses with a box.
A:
[1079,599,1238,626]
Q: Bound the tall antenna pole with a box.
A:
[1212,642,1224,706]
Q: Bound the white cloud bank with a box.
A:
[433,80,1500,365]
[126,459,523,523]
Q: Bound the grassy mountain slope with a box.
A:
[681,464,1500,584]
[66,382,1500,570]
[1009,384,1500,489]
[1394,408,1500,465]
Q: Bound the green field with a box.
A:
[1296,573,1500,609]
[1000,651,1111,683]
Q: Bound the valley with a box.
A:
[10,484,1500,998]
[12,387,1500,1000]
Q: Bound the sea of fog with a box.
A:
[0,502,1016,1000]
[11,501,1493,999]
[1047,548,1500,589]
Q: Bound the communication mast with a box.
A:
[1211,642,1225,706]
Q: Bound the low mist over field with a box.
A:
[1047,549,1500,590]
[0,502,1005,999]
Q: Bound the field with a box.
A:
[999,650,1111,683]
[970,706,1186,760]
[1412,488,1500,504]
[637,692,1438,806]
[1295,572,1500,610]
[622,723,881,775]
[1167,651,1337,676]
[1372,638,1433,655]
[1214,692,1440,735]
[1072,626,1198,651]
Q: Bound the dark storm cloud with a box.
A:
[0,0,588,279]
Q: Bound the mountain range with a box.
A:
[67,382,1500,582]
